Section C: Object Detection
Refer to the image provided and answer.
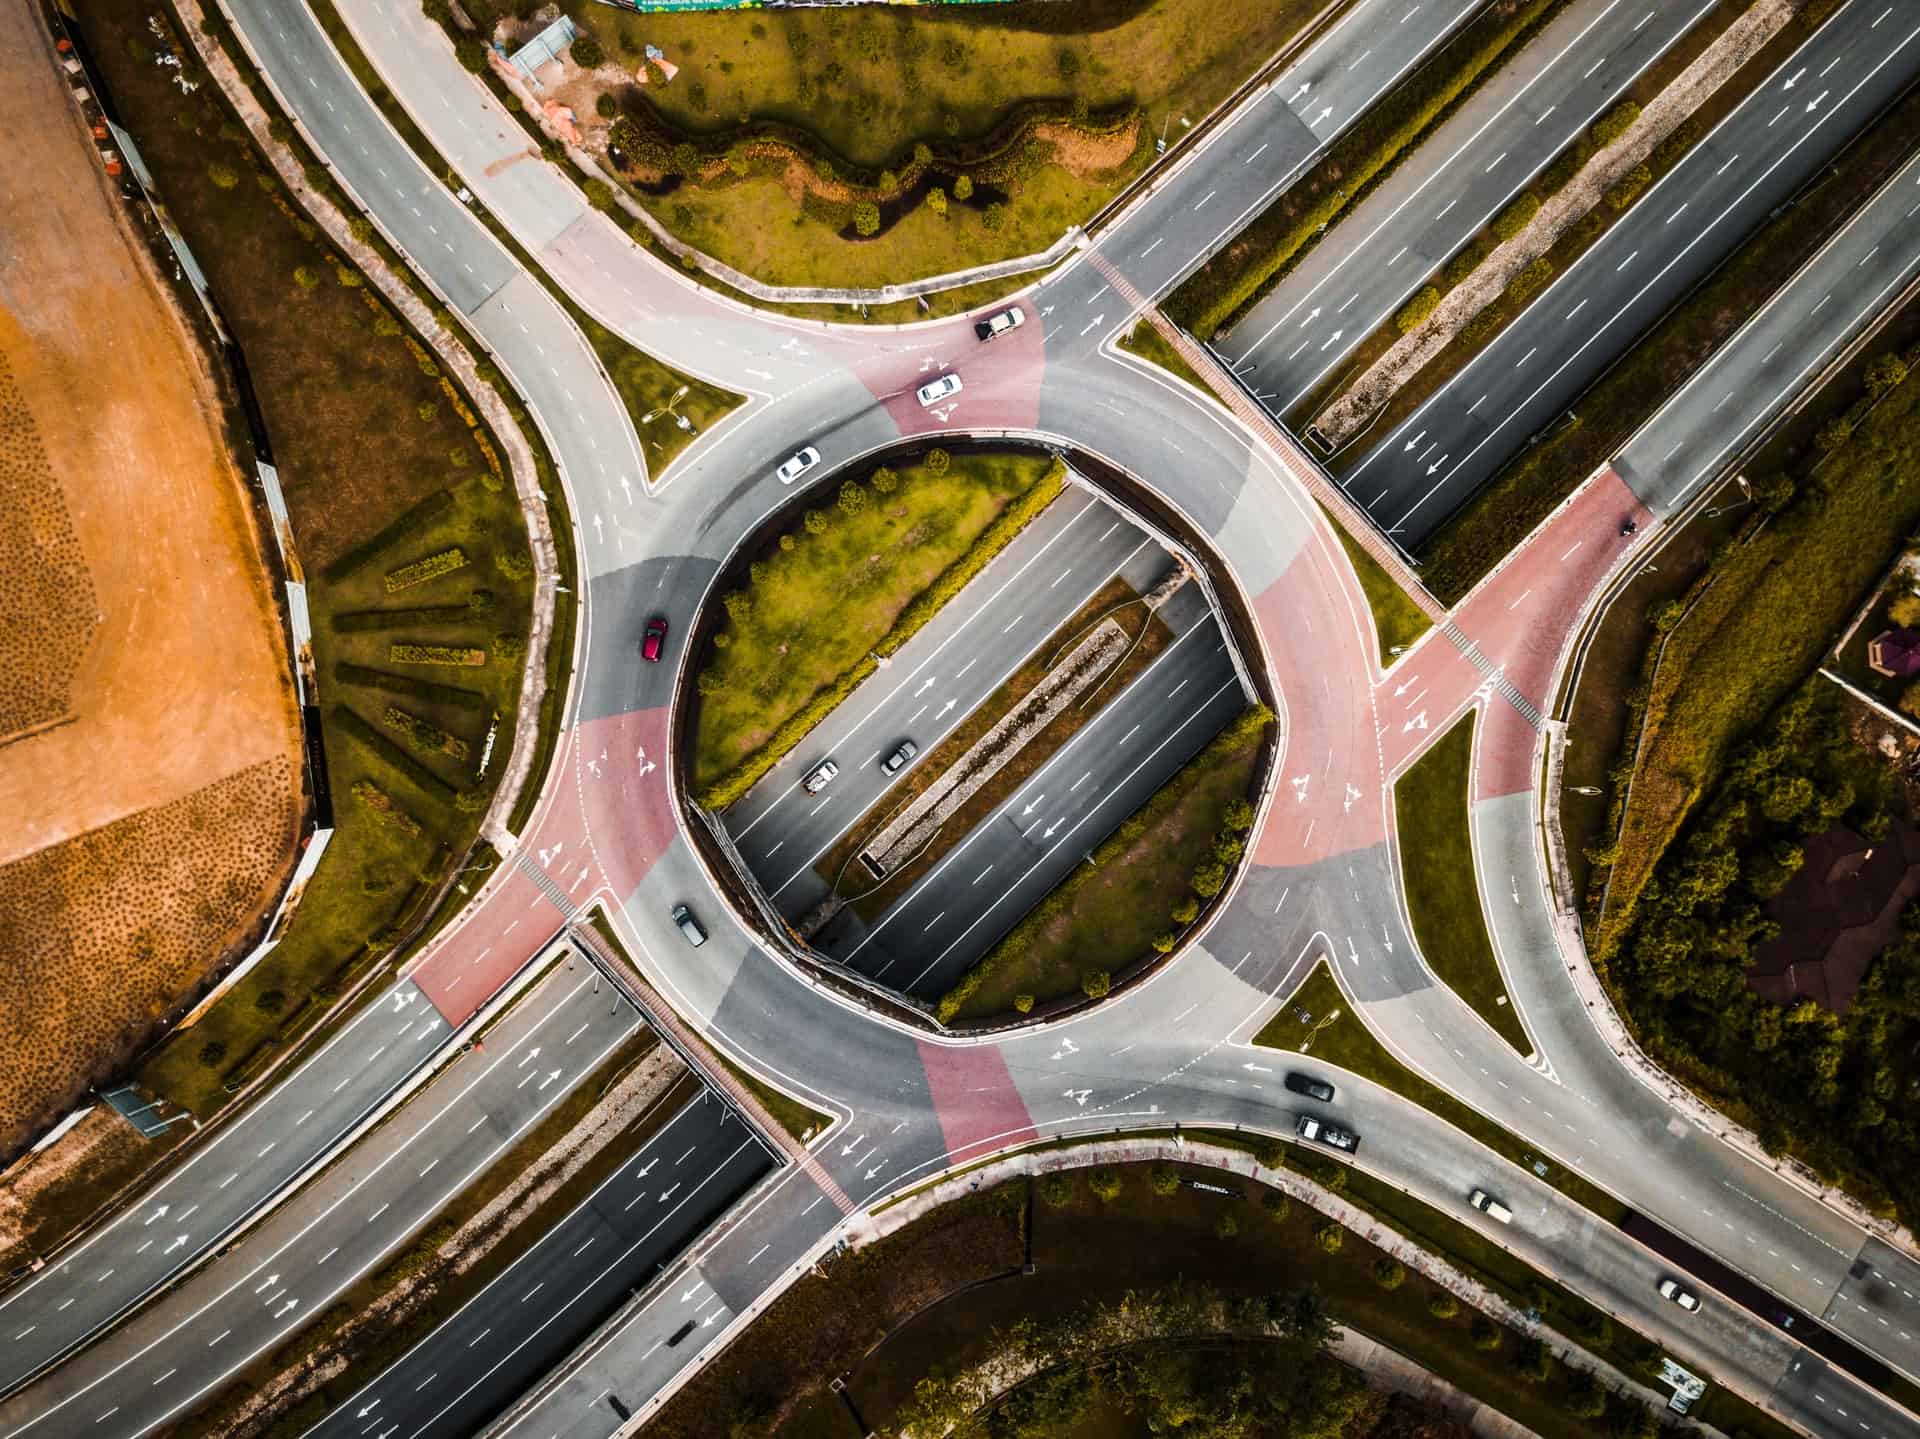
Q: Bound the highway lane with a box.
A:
[306,1094,771,1439]
[0,951,643,1439]
[1226,0,1719,412]
[821,586,1244,999]
[1617,142,1920,511]
[1342,0,1920,545]
[0,980,446,1398]
[728,490,1165,915]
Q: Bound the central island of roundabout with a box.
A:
[669,438,1277,1031]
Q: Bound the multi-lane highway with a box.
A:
[17,0,1920,1436]
[1343,0,1920,543]
[1225,0,1720,412]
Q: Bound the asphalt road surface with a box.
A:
[0,953,640,1439]
[728,486,1170,921]
[1342,0,1920,545]
[306,1094,772,1439]
[817,585,1245,999]
[1225,0,1719,413]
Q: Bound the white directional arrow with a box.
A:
[358,1401,381,1419]
[937,698,956,718]
[703,1311,722,1327]
[392,990,417,1010]
[1051,1037,1081,1061]
[1402,711,1429,733]
[840,1133,866,1156]
[1318,329,1344,351]
[1426,454,1449,475]
[1343,783,1362,813]
[1392,676,1416,696]
[636,1158,658,1178]
[1783,66,1805,89]
[1040,304,1056,318]
[1243,1062,1273,1074]
[1314,105,1333,124]
[254,1273,280,1294]
[916,676,937,696]
[659,1183,682,1203]
[592,514,605,545]
[1403,429,1427,453]
[1297,306,1322,329]
[518,1047,541,1067]
[1290,774,1310,803]
[1021,793,1046,816]
[864,1161,886,1180]
[1043,820,1063,840]
[1382,925,1395,954]
[682,1282,704,1302]
[619,475,634,507]
[144,1205,169,1227]
[1065,1088,1093,1107]
[1806,90,1828,112]
[539,1068,562,1091]
[1346,936,1361,967]
[1290,81,1310,102]
[1079,313,1105,337]
[164,1234,189,1255]
[276,1299,299,1319]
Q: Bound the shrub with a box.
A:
[569,33,603,68]
[1038,1172,1073,1207]
[1506,256,1555,306]
[1222,798,1254,831]
[416,402,437,423]
[804,508,830,536]
[493,631,527,662]
[208,161,240,190]
[352,779,424,836]
[1252,1137,1286,1170]
[1371,1257,1406,1290]
[335,661,487,712]
[1013,992,1034,1013]
[982,203,1005,232]
[1428,1290,1460,1320]
[1151,932,1177,954]
[595,92,617,120]
[1214,1212,1238,1239]
[1515,1337,1553,1384]
[1088,1168,1122,1202]
[198,1039,228,1067]
[1171,896,1199,925]
[1890,593,1920,628]
[1260,1190,1289,1221]
[723,589,754,623]
[1150,1162,1180,1196]
[870,466,899,495]
[495,546,534,581]
[326,491,455,581]
[1190,861,1228,898]
[1606,163,1653,211]
[390,643,486,667]
[1589,99,1641,149]
[1395,285,1441,334]
[853,201,880,237]
[293,265,320,291]
[923,447,951,476]
[455,37,488,73]
[1314,1221,1343,1253]
[385,548,469,593]
[333,705,457,800]
[584,179,617,212]
[255,988,287,1015]
[953,174,973,201]
[837,480,869,516]
[1567,1373,1607,1418]
[926,187,947,217]
[1470,1316,1502,1350]
[1490,191,1539,242]
[1081,970,1112,999]
[1865,352,1910,399]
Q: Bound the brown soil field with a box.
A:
[0,1,300,1153]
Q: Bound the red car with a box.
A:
[642,616,668,663]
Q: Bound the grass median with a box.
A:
[1394,713,1531,1056]
[1255,962,1627,1226]
[692,450,1063,808]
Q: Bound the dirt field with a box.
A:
[0,0,300,1152]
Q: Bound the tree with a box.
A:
[1427,1290,1460,1320]
[1151,932,1177,954]
[1865,352,1910,399]
[1171,896,1199,925]
[1081,969,1112,999]
[723,590,753,622]
[595,92,617,120]
[1899,680,1920,721]
[870,466,898,494]
[853,201,881,237]
[1088,1167,1122,1202]
[926,186,948,217]
[1470,1316,1502,1351]
[1514,1337,1553,1384]
[779,532,797,552]
[198,1039,229,1067]
[1260,1190,1289,1221]
[293,265,320,291]
[1214,1211,1238,1239]
[913,141,932,167]
[982,202,1006,232]
[455,37,489,73]
[569,33,603,68]
[1013,993,1034,1013]
[923,447,951,475]
[837,479,868,516]
[584,179,617,212]
[878,169,898,192]
[671,142,700,175]
[804,508,830,535]
[1314,1221,1343,1253]
[1371,1257,1405,1290]
[1150,1161,1180,1196]
[208,160,240,190]
[1890,592,1920,628]
[1566,1372,1607,1418]
[1190,861,1228,898]
[1038,1172,1073,1207]
[953,173,973,201]
[1056,48,1080,80]
[1813,414,1854,453]
[1222,798,1255,832]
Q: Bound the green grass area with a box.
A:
[561,0,1327,288]
[79,8,540,1119]
[714,1052,832,1146]
[1323,507,1432,664]
[1414,79,1920,604]
[1394,713,1531,1056]
[1254,963,1627,1226]
[1167,0,1568,340]
[938,706,1270,1022]
[1114,318,1226,403]
[171,1034,697,1437]
[692,450,1060,805]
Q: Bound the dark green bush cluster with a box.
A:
[335,661,488,712]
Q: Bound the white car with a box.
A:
[775,446,821,485]
[1658,1278,1701,1313]
[803,759,839,794]
[975,306,1025,342]
[916,373,963,407]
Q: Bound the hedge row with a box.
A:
[384,546,468,593]
[391,643,486,667]
[334,661,489,712]
[383,704,471,762]
[695,458,1065,811]
[1168,0,1567,338]
[351,778,424,837]
[333,705,457,802]
[320,488,452,582]
[935,704,1273,1022]
[879,458,1066,657]
[332,604,472,633]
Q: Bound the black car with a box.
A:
[1285,1071,1335,1103]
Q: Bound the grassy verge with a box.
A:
[558,0,1328,291]
[712,1052,831,1146]
[1254,963,1628,1225]
[693,451,1062,806]
[1323,506,1432,664]
[816,575,1174,918]
[938,706,1269,1022]
[1166,0,1569,340]
[1116,318,1228,404]
[1394,713,1531,1056]
[301,0,738,478]
[170,1035,695,1437]
[81,7,539,1119]
[1413,79,1920,604]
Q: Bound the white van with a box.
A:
[1469,1189,1513,1225]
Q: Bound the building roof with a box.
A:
[1867,627,1920,676]
[1748,821,1920,1014]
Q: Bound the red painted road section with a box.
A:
[407,860,564,1024]
[1376,637,1483,779]
[854,302,1045,436]
[567,705,678,899]
[1248,526,1387,869]
[917,1039,1038,1163]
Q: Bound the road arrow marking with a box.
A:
[1290,81,1310,102]
[1298,306,1322,328]
[144,1206,168,1227]
[1051,1037,1081,1061]
[1243,1063,1273,1073]
[1290,774,1310,802]
[1318,329,1344,351]
[276,1299,299,1319]
[1382,925,1394,954]
[1040,304,1056,317]
[937,698,956,717]
[539,1068,562,1091]
[1065,1088,1093,1107]
[358,1401,381,1419]
[1426,454,1449,475]
[1079,314,1105,337]
[1314,105,1333,124]
[164,1235,188,1255]
[1346,936,1361,967]
[636,1158,657,1178]
[841,1134,866,1156]
[254,1274,279,1294]
[1784,66,1805,89]
[864,1161,886,1180]
[1402,711,1429,733]
[518,1047,540,1066]
[1403,429,1426,453]
[1806,90,1827,112]
[916,676,936,696]
[659,1183,681,1203]
[1043,820,1063,839]
[1021,794,1045,816]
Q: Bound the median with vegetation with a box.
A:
[693,450,1063,809]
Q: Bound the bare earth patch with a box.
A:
[0,6,300,1152]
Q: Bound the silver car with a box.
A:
[916,373,963,407]
[775,446,821,485]
[803,759,840,794]
[881,740,918,775]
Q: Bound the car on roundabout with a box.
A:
[641,615,668,663]
[1284,1071,1335,1103]
[776,446,822,485]
[975,306,1025,342]
[916,373,963,406]
[1294,1113,1359,1153]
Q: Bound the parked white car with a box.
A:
[916,373,963,407]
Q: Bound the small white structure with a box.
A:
[506,15,578,89]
